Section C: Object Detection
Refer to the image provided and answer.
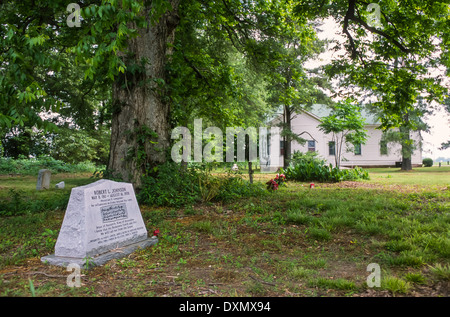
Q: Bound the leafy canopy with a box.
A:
[295,0,450,128]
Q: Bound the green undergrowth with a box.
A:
[137,162,267,207]
[0,169,449,296]
[0,156,99,175]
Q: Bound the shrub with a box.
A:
[0,156,98,175]
[137,162,266,207]
[49,127,110,165]
[214,175,266,202]
[422,158,433,167]
[290,151,325,166]
[138,162,201,207]
[282,159,369,183]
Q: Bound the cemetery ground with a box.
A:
[0,167,449,297]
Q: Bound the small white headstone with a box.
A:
[55,181,65,189]
[36,169,51,190]
[231,163,239,171]
[41,179,157,268]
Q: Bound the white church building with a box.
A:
[260,104,423,171]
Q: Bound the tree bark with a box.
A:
[108,2,180,188]
[400,129,412,171]
[283,105,292,169]
[333,133,339,168]
[400,113,412,171]
[401,155,412,171]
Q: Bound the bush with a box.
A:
[0,156,98,175]
[215,175,266,202]
[50,128,110,165]
[290,151,326,166]
[138,162,200,207]
[422,158,434,167]
[138,162,265,207]
[1,126,110,166]
[283,158,369,183]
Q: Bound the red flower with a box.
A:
[266,179,279,190]
[153,229,160,237]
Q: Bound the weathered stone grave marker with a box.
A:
[55,181,65,189]
[36,169,51,190]
[41,179,157,268]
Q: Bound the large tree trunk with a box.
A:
[108,2,180,188]
[401,155,412,171]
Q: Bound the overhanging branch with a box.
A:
[343,0,411,60]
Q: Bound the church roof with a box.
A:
[304,104,380,125]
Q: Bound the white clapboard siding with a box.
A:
[272,106,422,168]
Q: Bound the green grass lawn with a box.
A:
[365,166,450,186]
[0,173,94,216]
[0,167,449,297]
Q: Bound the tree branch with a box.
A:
[343,0,358,60]
[342,0,410,60]
[351,15,410,54]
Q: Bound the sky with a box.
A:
[306,17,450,160]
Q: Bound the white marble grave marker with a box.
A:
[41,179,157,268]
